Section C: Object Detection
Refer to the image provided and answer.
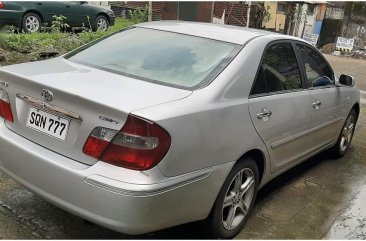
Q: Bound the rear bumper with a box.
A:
[109,16,115,26]
[0,121,232,234]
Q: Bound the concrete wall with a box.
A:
[343,22,366,39]
[341,2,366,40]
[263,2,286,32]
[325,7,344,20]
[292,3,324,38]
[304,4,316,36]
[292,3,307,38]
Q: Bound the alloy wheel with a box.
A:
[222,168,255,230]
[97,18,108,31]
[25,16,40,32]
[340,114,355,152]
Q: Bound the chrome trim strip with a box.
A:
[272,140,335,177]
[84,171,211,197]
[271,129,308,150]
[271,117,343,150]
[16,93,82,121]
[308,117,343,134]
[291,140,335,166]
[0,10,24,13]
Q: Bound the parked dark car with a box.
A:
[0,1,115,32]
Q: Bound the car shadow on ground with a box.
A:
[255,151,331,204]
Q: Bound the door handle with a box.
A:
[257,108,272,121]
[312,100,322,108]
[36,2,43,5]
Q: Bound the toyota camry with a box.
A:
[0,21,360,238]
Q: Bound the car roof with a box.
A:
[135,21,294,45]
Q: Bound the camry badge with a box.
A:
[99,115,120,124]
[41,89,53,102]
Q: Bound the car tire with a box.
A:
[93,15,109,32]
[330,109,357,158]
[207,158,259,239]
[22,12,42,33]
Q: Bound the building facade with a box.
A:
[262,1,326,39]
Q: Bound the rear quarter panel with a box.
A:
[0,2,28,28]
[80,4,109,25]
[133,38,271,181]
[2,1,29,11]
[73,4,100,25]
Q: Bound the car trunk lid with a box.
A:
[0,57,191,165]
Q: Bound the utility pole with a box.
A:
[148,1,152,22]
[247,1,251,27]
[301,7,308,38]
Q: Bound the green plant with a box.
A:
[288,3,306,24]
[86,15,92,30]
[128,6,148,24]
[254,2,271,29]
[2,34,36,53]
[6,25,17,34]
[0,18,134,66]
[51,15,70,32]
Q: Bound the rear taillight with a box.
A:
[0,2,4,9]
[83,115,171,171]
[0,88,14,122]
[82,127,118,159]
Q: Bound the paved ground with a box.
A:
[324,54,366,91]
[0,55,365,239]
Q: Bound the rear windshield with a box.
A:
[65,27,241,89]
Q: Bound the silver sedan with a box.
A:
[0,21,360,238]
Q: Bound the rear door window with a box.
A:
[251,42,303,96]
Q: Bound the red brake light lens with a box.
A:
[83,115,171,171]
[0,88,14,122]
[82,127,118,159]
[0,2,5,9]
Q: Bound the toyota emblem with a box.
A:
[41,89,53,102]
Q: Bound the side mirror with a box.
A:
[336,74,355,87]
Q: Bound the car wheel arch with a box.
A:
[207,148,266,206]
[352,103,360,121]
[205,149,265,237]
[235,149,266,186]
[92,13,110,31]
[96,13,110,23]
[23,10,44,22]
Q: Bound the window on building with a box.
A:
[277,3,287,13]
[307,5,315,15]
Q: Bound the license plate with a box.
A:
[26,107,70,142]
